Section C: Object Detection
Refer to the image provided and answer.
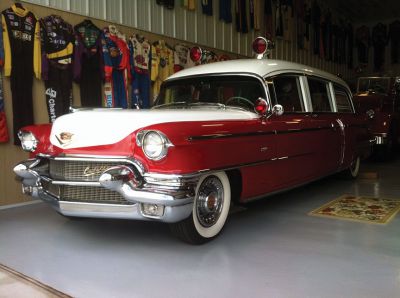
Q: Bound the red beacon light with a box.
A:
[252,37,274,59]
[254,98,268,115]
[190,46,203,63]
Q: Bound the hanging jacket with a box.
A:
[40,15,74,80]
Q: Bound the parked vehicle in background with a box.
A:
[13,38,373,244]
[353,76,400,159]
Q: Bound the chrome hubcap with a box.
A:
[196,176,224,227]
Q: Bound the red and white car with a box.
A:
[14,51,373,244]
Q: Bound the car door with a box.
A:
[331,83,361,168]
[266,75,321,188]
[306,77,342,175]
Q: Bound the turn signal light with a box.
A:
[141,203,165,218]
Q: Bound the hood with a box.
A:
[353,92,386,113]
[50,108,257,149]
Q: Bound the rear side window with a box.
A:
[334,85,353,113]
[308,78,332,112]
[272,76,304,112]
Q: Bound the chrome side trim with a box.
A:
[143,172,199,187]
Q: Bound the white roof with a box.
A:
[166,59,346,86]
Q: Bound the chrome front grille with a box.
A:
[61,185,130,204]
[42,180,131,204]
[44,157,143,205]
[49,159,123,182]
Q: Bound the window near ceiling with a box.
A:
[308,78,333,112]
[271,76,305,112]
[333,85,353,113]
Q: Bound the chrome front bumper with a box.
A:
[14,157,197,223]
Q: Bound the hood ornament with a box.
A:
[55,132,74,145]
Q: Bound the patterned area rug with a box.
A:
[309,195,400,224]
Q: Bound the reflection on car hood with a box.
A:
[50,108,257,149]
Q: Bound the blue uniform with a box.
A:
[129,34,151,109]
[101,26,130,108]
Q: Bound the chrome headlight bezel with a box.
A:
[18,130,38,152]
[137,130,173,161]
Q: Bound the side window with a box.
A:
[272,76,305,112]
[308,78,332,112]
[333,85,353,113]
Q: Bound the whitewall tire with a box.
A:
[341,156,360,179]
[170,171,231,244]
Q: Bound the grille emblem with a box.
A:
[55,132,74,145]
[83,165,110,177]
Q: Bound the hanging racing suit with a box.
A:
[151,40,174,100]
[372,23,387,72]
[40,14,74,122]
[1,4,41,145]
[355,25,370,65]
[388,20,400,64]
[129,34,151,109]
[74,19,103,107]
[101,25,130,108]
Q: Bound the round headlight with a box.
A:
[18,130,38,152]
[142,131,171,160]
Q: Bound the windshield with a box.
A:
[153,75,266,111]
[357,77,391,94]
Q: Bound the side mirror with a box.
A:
[271,104,284,116]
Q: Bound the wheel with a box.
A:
[170,172,231,244]
[342,156,360,179]
[225,96,254,109]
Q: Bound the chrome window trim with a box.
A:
[299,76,312,112]
[328,82,338,112]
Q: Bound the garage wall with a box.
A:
[23,0,354,80]
[23,0,262,57]
[0,0,357,206]
[353,19,400,79]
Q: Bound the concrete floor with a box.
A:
[0,159,399,298]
